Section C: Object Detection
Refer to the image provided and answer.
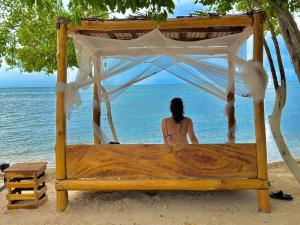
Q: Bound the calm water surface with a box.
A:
[0,82,299,167]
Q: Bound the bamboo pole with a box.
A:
[56,178,269,191]
[93,84,101,144]
[227,91,235,143]
[253,12,270,213]
[93,58,102,144]
[101,85,119,142]
[68,15,254,32]
[56,191,68,211]
[227,57,236,143]
[55,19,68,212]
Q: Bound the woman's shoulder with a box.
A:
[184,117,192,122]
[163,117,192,123]
[161,117,170,124]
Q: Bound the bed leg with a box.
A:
[57,190,68,212]
[257,189,270,213]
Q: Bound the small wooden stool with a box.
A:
[3,162,48,209]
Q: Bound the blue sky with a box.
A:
[0,1,298,88]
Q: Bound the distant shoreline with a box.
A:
[0,80,299,89]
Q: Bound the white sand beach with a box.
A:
[0,160,300,225]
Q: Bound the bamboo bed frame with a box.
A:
[55,12,270,212]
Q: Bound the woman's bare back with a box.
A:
[161,117,199,144]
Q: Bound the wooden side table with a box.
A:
[0,163,9,192]
[3,162,48,209]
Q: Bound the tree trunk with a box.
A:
[274,4,300,82]
[269,86,300,183]
[263,39,279,90]
[266,17,300,183]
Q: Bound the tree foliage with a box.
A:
[2,0,298,74]
[0,0,176,74]
[0,0,107,74]
[195,0,299,33]
[67,0,175,23]
[1,1,63,73]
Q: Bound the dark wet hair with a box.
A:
[170,98,184,124]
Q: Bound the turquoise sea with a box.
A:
[0,82,299,167]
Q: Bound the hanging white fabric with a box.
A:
[56,27,268,143]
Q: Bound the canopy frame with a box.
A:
[55,12,269,213]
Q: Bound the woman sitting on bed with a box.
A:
[161,98,199,144]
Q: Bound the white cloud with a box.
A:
[108,0,203,19]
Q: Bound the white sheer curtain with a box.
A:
[56,27,268,142]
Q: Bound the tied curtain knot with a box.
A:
[242,61,268,102]
[56,81,82,119]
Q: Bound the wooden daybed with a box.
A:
[55,12,270,212]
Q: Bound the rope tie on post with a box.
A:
[55,81,82,119]
[242,61,268,102]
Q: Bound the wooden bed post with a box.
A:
[56,18,68,212]
[253,12,270,213]
[227,57,236,143]
[93,84,101,144]
[93,58,102,144]
[227,91,235,143]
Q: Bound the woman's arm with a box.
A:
[161,119,168,144]
[187,119,199,144]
